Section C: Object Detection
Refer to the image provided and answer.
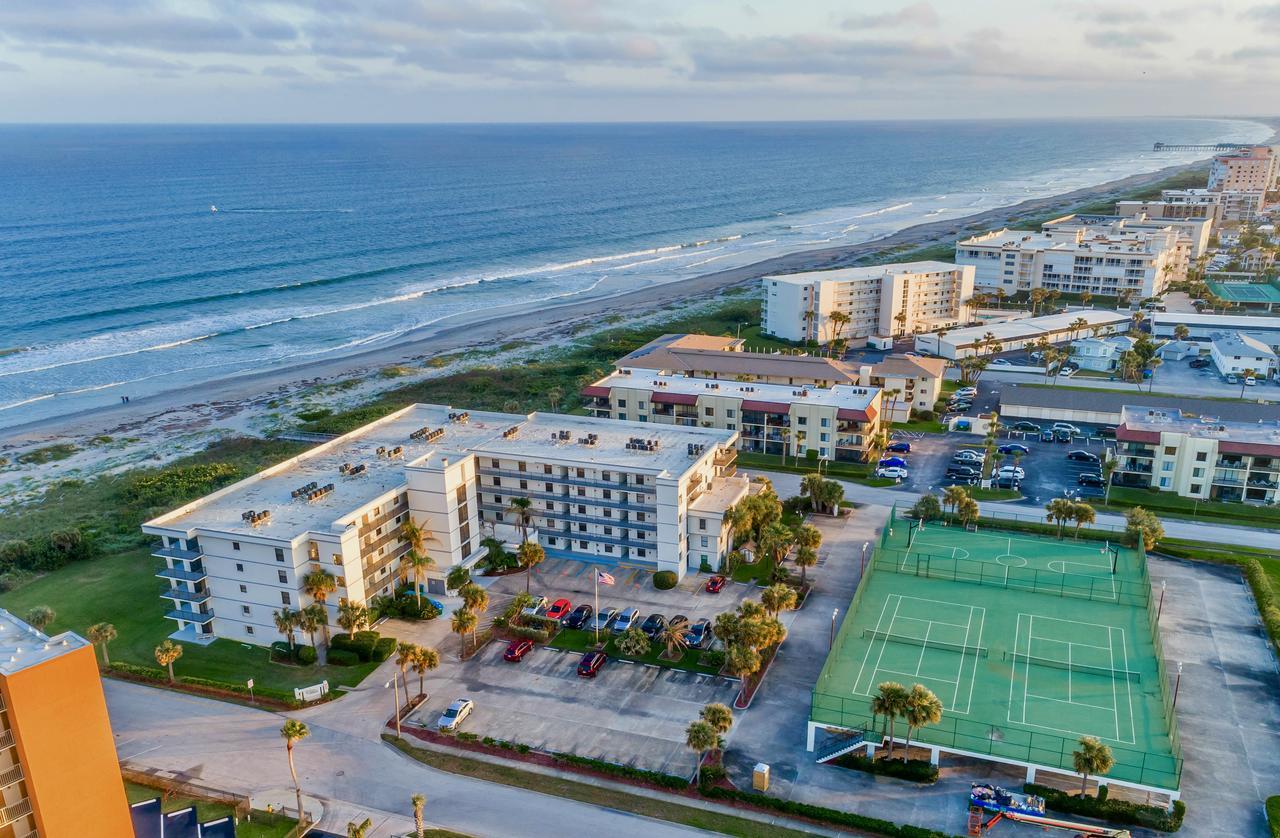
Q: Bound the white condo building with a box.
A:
[143,405,742,646]
[956,216,1185,298]
[762,261,975,345]
[1208,146,1277,193]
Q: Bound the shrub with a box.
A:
[515,744,530,754]
[699,559,714,573]
[296,646,317,665]
[911,409,936,421]
[653,570,678,590]
[327,649,359,666]
[110,661,166,680]
[554,753,688,789]
[457,732,480,742]
[482,736,496,746]
[295,408,332,421]
[126,463,241,506]
[372,636,397,662]
[507,626,550,643]
[699,785,951,837]
[0,529,101,574]
[350,631,380,661]
[831,753,938,783]
[354,630,380,644]
[373,592,441,621]
[1025,783,1186,832]
[700,650,726,669]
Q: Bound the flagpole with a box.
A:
[594,571,599,647]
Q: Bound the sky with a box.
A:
[0,0,1278,122]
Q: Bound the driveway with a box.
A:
[411,640,739,777]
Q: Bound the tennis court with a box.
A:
[812,511,1181,791]
[1208,279,1280,304]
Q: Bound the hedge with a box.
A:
[372,636,397,662]
[0,528,101,575]
[830,753,939,783]
[107,662,298,704]
[327,649,359,666]
[296,646,317,665]
[699,785,954,838]
[507,626,550,642]
[653,570,678,590]
[1025,783,1186,832]
[553,753,688,789]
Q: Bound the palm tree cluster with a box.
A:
[870,681,944,760]
[800,472,844,516]
[1044,497,1097,539]
[447,579,494,659]
[941,485,980,527]
[400,517,437,606]
[714,598,790,700]
[686,702,735,784]
[394,641,441,701]
[273,603,329,654]
[723,487,783,548]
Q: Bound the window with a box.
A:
[1161,462,1173,472]
[820,417,829,427]
[727,423,736,430]
[704,406,714,416]
[491,458,500,468]
[617,399,626,408]
[278,570,288,583]
[820,433,829,442]
[577,504,586,514]
[604,526,613,536]
[726,409,736,418]
[603,489,612,499]
[232,541,241,551]
[275,547,285,563]
[636,548,646,558]
[1196,451,1208,462]
[518,461,526,472]
[698,518,707,530]
[576,468,585,478]
[246,626,255,635]
[241,605,251,615]
[1164,446,1176,456]
[797,416,807,426]
[700,536,709,547]
[604,545,613,553]
[579,540,588,549]
[235,563,244,573]
[578,523,587,532]
[281,592,291,605]
[1190,484,1202,494]
[576,487,586,496]
[639,401,647,410]
[239,584,248,594]
[1193,468,1204,478]
[1159,477,1171,488]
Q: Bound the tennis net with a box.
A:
[1003,651,1141,682]
[862,629,988,657]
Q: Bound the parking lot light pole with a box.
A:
[860,542,870,576]
[830,608,838,650]
[385,674,402,738]
[1172,662,1184,709]
[1157,580,1167,621]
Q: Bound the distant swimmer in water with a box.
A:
[210,205,218,212]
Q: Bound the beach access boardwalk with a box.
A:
[809,508,1181,796]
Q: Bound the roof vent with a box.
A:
[242,509,273,526]
[502,426,520,439]
[448,412,471,424]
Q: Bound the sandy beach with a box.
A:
[0,150,1265,506]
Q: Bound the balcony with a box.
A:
[0,730,12,750]
[153,545,203,562]
[1212,474,1244,486]
[479,467,657,495]
[156,565,206,583]
[1215,460,1247,470]
[0,798,31,829]
[1119,445,1155,458]
[164,609,214,624]
[479,502,657,532]
[1119,461,1153,474]
[159,586,210,605]
[0,763,22,789]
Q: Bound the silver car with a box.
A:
[438,698,474,731]
[587,607,618,632]
[611,607,641,634]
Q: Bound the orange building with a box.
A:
[0,608,131,838]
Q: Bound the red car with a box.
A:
[503,640,534,662]
[577,651,607,677]
[545,598,572,621]
[705,575,727,593]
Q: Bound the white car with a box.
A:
[991,358,1011,366]
[521,596,549,617]
[953,387,977,399]
[954,449,986,462]
[1245,376,1257,386]
[438,698,475,731]
[1051,422,1080,435]
[875,466,910,479]
[998,466,1026,480]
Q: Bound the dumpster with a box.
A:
[752,762,770,791]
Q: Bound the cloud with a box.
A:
[1242,2,1280,28]
[1083,28,1173,57]
[318,57,363,74]
[262,64,304,77]
[843,2,939,30]
[198,63,251,74]
[1069,3,1149,24]
[1231,44,1280,60]
[691,35,957,80]
[36,45,191,70]
[0,60,22,71]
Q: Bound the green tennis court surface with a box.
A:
[812,513,1181,791]
[1208,279,1280,303]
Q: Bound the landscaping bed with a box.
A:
[1025,782,1185,833]
[829,752,939,784]
[548,628,724,675]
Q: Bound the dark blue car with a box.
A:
[997,443,1030,456]
[886,441,911,453]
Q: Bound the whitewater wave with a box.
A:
[218,208,355,214]
[0,333,219,378]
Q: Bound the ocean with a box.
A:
[0,118,1271,429]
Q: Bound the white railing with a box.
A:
[0,798,31,827]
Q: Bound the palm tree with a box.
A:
[700,702,734,762]
[1173,323,1190,342]
[686,720,719,785]
[870,681,911,759]
[800,473,824,510]
[445,565,471,592]
[761,583,797,616]
[955,496,980,529]
[24,605,55,632]
[458,581,489,615]
[943,485,970,516]
[793,546,818,584]
[411,793,427,838]
[903,684,944,757]
[830,310,852,345]
[1241,368,1256,398]
[274,607,300,651]
[297,605,323,650]
[451,608,478,659]
[1069,316,1088,341]
[346,818,372,838]
[516,540,546,594]
[403,551,435,608]
[154,640,183,683]
[864,428,890,465]
[545,386,564,412]
[1070,502,1096,539]
[1045,497,1075,539]
[794,523,821,553]
[660,617,691,661]
[302,570,337,646]
[893,310,908,338]
[395,641,418,704]
[400,519,438,607]
[506,497,534,543]
[759,521,792,568]
[280,720,311,826]
[884,388,902,422]
[410,646,440,697]
[86,622,117,666]
[337,601,370,638]
[1102,457,1119,505]
[1072,736,1115,796]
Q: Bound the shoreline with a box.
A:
[0,140,1273,501]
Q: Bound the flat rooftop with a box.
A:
[595,369,879,412]
[0,608,91,676]
[1001,387,1278,423]
[1152,311,1280,331]
[960,227,1165,254]
[937,309,1128,345]
[1211,332,1277,358]
[1120,406,1280,449]
[765,260,961,285]
[145,405,737,540]
[688,474,752,516]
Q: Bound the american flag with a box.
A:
[597,570,616,585]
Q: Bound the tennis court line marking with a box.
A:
[891,614,971,630]
[1113,625,1137,745]
[853,594,898,697]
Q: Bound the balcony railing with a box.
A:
[1215,460,1247,470]
[0,763,22,789]
[159,586,210,604]
[0,798,31,828]
[153,546,204,562]
[479,467,657,495]
[0,730,13,750]
[156,566,206,583]
[1119,462,1153,474]
[164,609,215,624]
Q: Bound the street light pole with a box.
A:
[385,673,402,738]
[1157,580,1167,621]
[830,608,839,650]
[860,541,870,576]
[1172,661,1184,709]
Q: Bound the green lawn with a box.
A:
[733,451,892,486]
[891,418,947,434]
[731,556,776,585]
[0,549,378,695]
[1100,487,1280,527]
[969,488,1022,501]
[1267,794,1280,838]
[735,324,807,354]
[549,628,722,675]
[124,781,297,837]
